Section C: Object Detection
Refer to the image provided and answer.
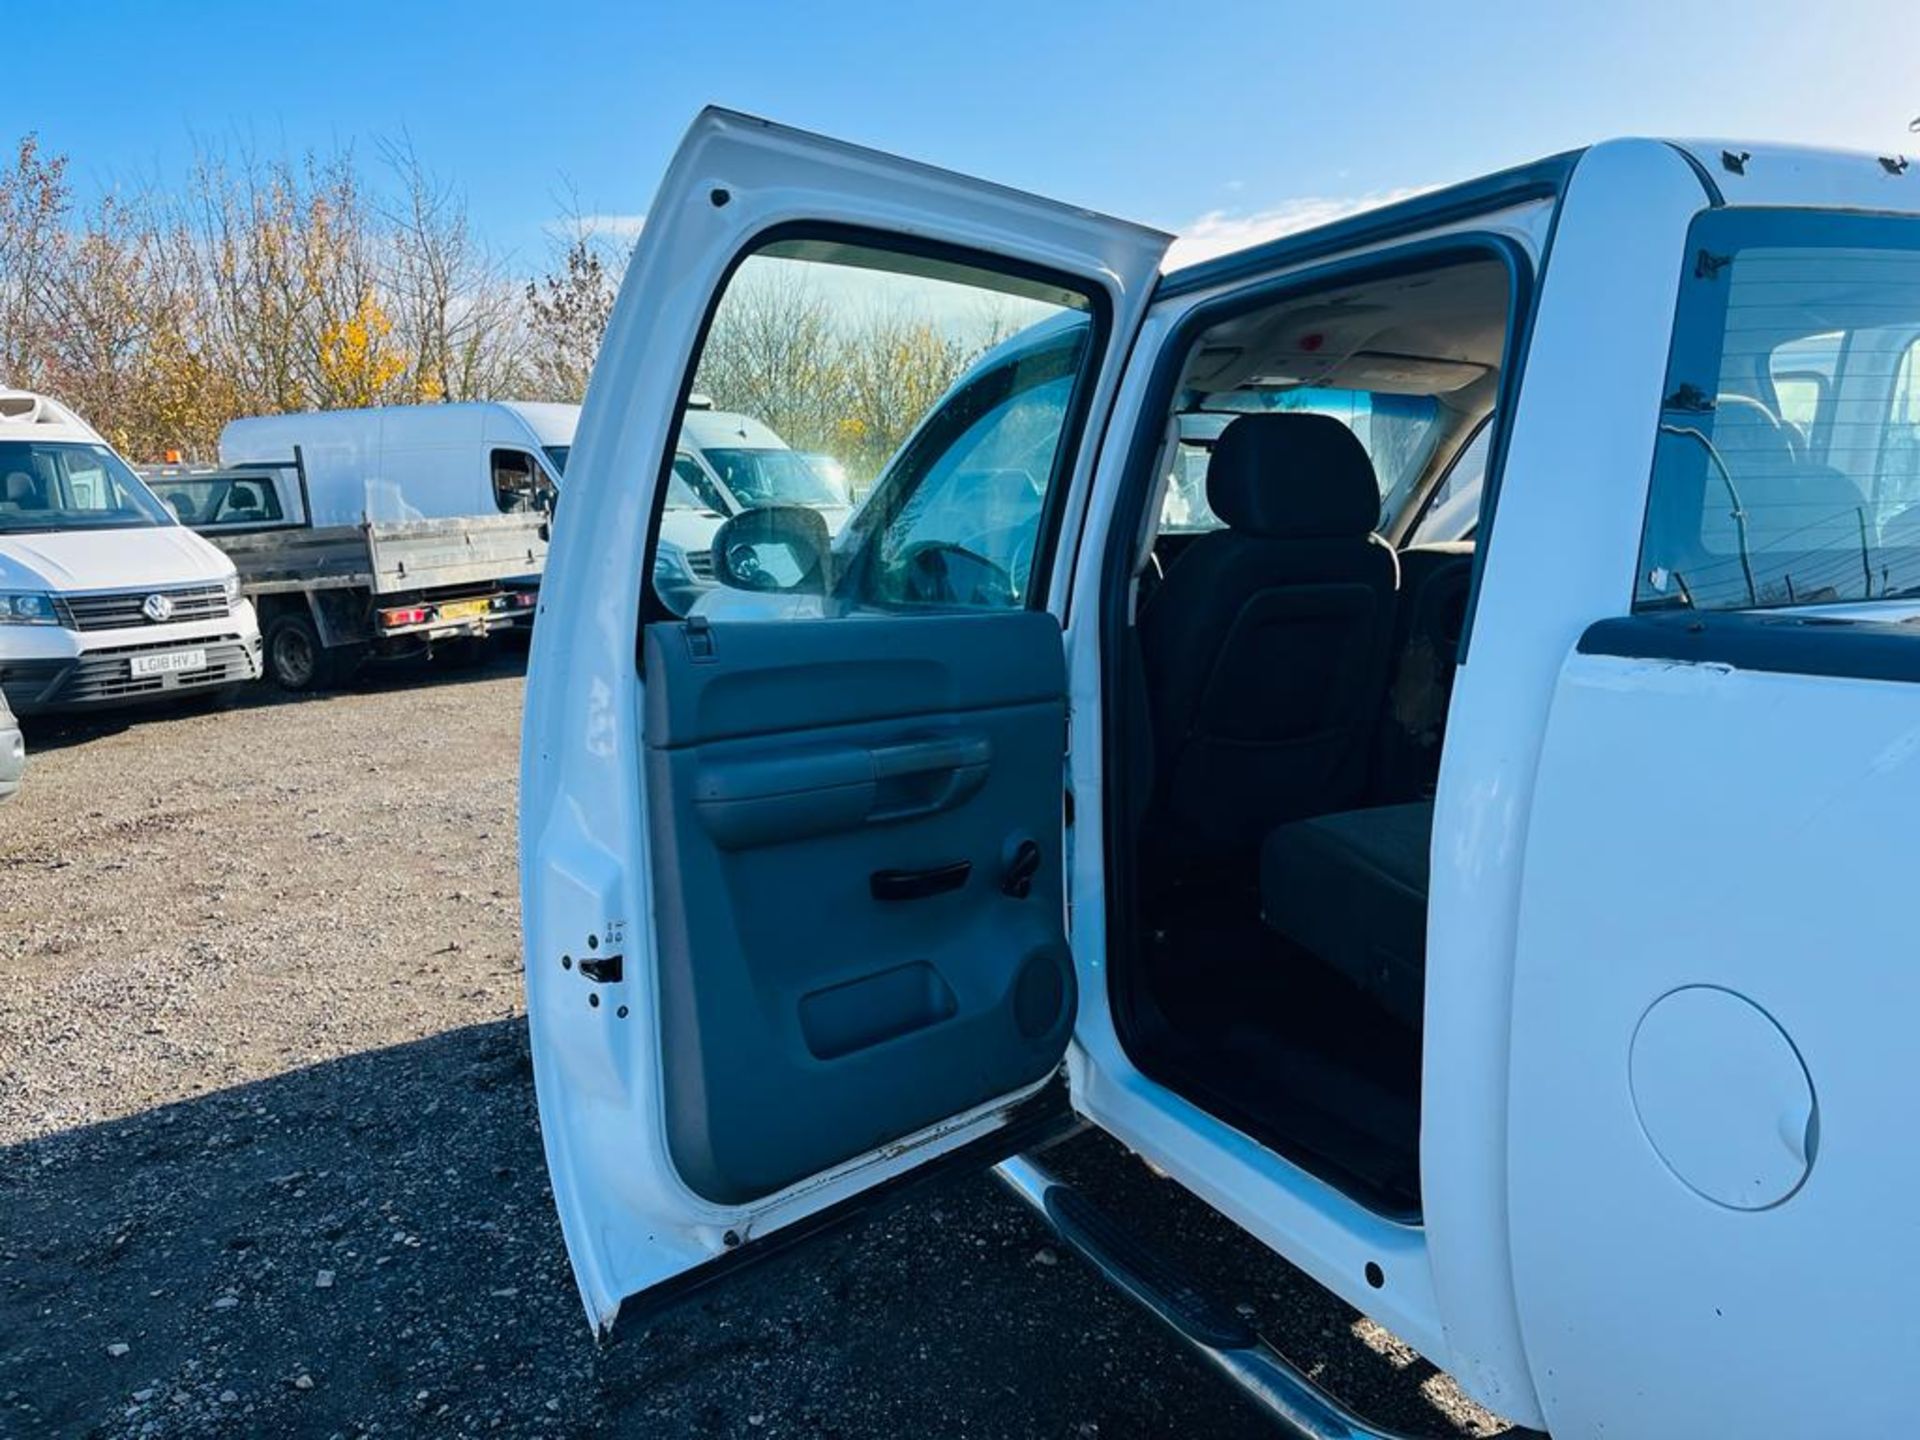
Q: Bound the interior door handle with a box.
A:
[865,734,992,824]
[868,734,991,778]
[870,859,972,901]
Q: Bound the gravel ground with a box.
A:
[0,654,1512,1439]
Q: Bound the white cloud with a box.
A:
[548,212,647,243]
[1166,186,1432,268]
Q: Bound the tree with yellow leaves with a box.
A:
[317,291,409,408]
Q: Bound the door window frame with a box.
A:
[635,221,1116,639]
[1095,232,1541,1121]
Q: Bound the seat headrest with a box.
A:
[1205,413,1381,538]
[1711,394,1797,476]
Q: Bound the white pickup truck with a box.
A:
[519,112,1920,1439]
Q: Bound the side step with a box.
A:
[993,1155,1456,1440]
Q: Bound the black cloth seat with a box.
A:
[1139,413,1399,872]
[1261,801,1434,1029]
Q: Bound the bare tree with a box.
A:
[379,136,525,402]
[524,229,620,403]
[0,135,69,387]
[2,127,1029,473]
[693,260,847,450]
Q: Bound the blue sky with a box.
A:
[12,0,1917,270]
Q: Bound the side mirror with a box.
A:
[711,504,832,595]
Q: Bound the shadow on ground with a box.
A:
[0,1019,1498,1439]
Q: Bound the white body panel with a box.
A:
[0,523,239,594]
[520,108,1168,1333]
[1674,138,1920,209]
[1510,644,1920,1437]
[1422,139,1716,1421]
[0,687,20,798]
[220,402,574,526]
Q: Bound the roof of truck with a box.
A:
[0,388,108,446]
[679,407,789,451]
[222,400,580,445]
[492,401,581,446]
[1160,139,1920,297]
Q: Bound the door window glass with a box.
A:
[654,235,1099,617]
[491,449,549,514]
[1882,338,1920,515]
[1158,437,1220,533]
[1768,330,1841,447]
[1639,212,1920,610]
[1409,423,1491,546]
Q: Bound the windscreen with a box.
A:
[701,447,848,507]
[0,440,176,533]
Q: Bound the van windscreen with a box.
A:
[703,447,847,507]
[0,441,175,533]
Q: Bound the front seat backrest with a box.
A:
[2,470,39,508]
[1139,412,1399,873]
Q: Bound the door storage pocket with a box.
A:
[799,962,959,1060]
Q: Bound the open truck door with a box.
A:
[520,108,1168,1332]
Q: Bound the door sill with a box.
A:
[604,1078,1079,1338]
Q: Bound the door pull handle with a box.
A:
[870,860,972,902]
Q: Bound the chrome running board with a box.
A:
[992,1155,1458,1440]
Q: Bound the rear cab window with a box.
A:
[1158,389,1448,536]
[1639,210,1920,610]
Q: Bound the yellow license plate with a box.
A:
[437,598,491,622]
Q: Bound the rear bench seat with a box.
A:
[1259,801,1434,1029]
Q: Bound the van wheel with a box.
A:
[265,613,328,692]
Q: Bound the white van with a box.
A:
[219,401,575,524]
[0,389,259,714]
[653,405,855,609]
[522,112,1920,1440]
[677,405,852,530]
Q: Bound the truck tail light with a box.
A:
[380,605,433,629]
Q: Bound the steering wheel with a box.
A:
[896,540,1018,607]
[723,541,783,592]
